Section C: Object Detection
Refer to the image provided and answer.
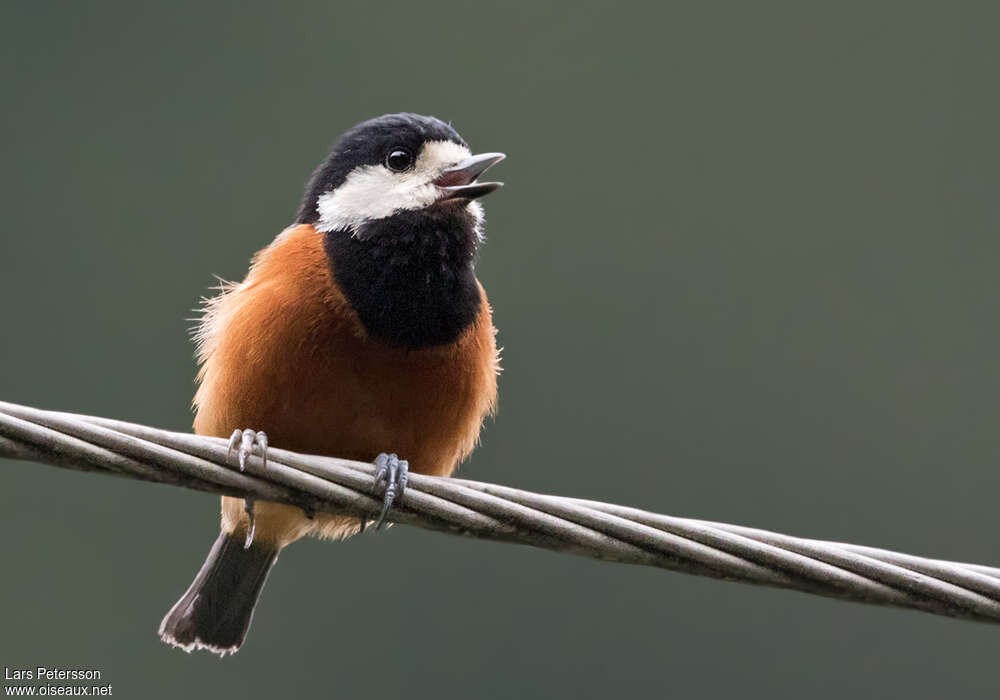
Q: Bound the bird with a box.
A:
[158,113,504,655]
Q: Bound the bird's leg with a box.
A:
[227,429,268,548]
[370,452,409,530]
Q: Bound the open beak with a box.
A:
[435,152,505,201]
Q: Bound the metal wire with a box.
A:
[1,398,999,624]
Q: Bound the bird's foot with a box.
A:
[228,429,268,472]
[227,429,268,549]
[368,452,409,530]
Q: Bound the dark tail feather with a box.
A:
[158,532,279,656]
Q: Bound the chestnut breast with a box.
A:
[193,224,499,476]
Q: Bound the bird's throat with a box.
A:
[322,208,482,349]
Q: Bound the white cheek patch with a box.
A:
[316,140,472,233]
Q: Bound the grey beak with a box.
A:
[434,152,506,200]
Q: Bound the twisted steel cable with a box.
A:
[1,399,999,624]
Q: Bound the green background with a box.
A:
[2,1,998,697]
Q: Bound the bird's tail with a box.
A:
[158,531,279,656]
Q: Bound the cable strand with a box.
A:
[1,399,998,625]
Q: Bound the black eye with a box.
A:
[385,149,413,172]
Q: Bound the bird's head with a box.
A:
[297,113,504,242]
[296,113,505,348]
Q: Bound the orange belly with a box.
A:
[192,224,499,545]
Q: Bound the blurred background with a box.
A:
[2,1,998,697]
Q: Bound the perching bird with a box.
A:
[158,113,504,655]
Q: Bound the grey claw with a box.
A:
[257,432,268,469]
[239,429,255,471]
[375,485,395,529]
[371,452,408,530]
[372,452,388,494]
[228,428,268,473]
[398,460,409,496]
[228,429,242,459]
